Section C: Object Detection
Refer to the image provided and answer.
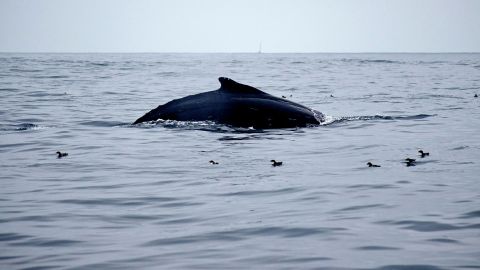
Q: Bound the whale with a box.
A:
[133,77,324,129]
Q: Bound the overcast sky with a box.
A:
[1,0,479,53]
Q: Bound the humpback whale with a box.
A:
[133,77,324,129]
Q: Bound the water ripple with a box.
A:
[379,220,480,232]
[459,210,480,219]
[55,196,183,206]
[211,187,302,197]
[427,238,461,244]
[371,265,446,270]
[336,204,390,212]
[0,123,41,132]
[0,232,31,242]
[143,226,346,246]
[355,245,401,250]
[10,238,83,247]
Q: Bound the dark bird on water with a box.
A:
[367,162,381,167]
[209,160,219,165]
[56,151,68,158]
[271,160,283,167]
[404,158,416,166]
[404,161,416,167]
[475,94,478,98]
[418,150,430,158]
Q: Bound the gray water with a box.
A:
[1,53,479,270]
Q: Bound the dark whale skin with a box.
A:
[133,77,324,129]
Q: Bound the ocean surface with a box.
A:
[1,53,479,270]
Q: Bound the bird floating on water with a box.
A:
[367,162,381,167]
[403,158,416,166]
[418,150,430,158]
[209,160,219,165]
[404,161,416,167]
[271,160,283,167]
[56,151,68,158]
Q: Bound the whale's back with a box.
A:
[133,77,323,128]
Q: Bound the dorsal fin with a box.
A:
[218,77,265,94]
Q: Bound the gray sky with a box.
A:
[1,0,479,53]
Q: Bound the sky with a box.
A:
[0,0,479,53]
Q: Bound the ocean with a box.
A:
[1,53,479,269]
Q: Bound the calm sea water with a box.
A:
[1,53,479,270]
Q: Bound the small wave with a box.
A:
[8,68,42,73]
[155,71,179,77]
[320,115,394,125]
[460,210,480,219]
[420,93,464,100]
[417,60,448,65]
[372,265,446,270]
[134,119,216,128]
[355,245,401,250]
[346,184,397,190]
[220,60,244,64]
[129,114,431,131]
[212,187,301,197]
[378,220,480,232]
[335,204,389,212]
[340,58,402,64]
[26,91,69,98]
[10,237,82,247]
[216,134,279,140]
[0,123,41,132]
[393,114,434,120]
[450,146,470,151]
[32,75,69,79]
[321,114,434,125]
[218,135,254,141]
[79,120,129,127]
[56,196,181,207]
[132,119,255,133]
[0,255,22,261]
[15,123,38,131]
[142,226,345,246]
[427,238,460,243]
[0,232,31,242]
[360,59,400,64]
[89,62,111,67]
[130,113,434,131]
